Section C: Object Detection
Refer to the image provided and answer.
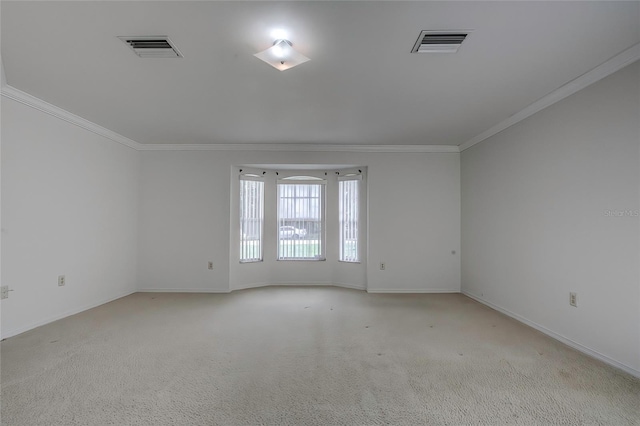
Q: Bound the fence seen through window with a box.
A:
[277,180,325,260]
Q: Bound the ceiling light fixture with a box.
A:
[254,39,310,71]
[270,29,289,40]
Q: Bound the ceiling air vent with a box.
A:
[118,36,183,58]
[411,31,469,54]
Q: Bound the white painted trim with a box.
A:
[0,85,143,151]
[137,288,230,293]
[137,143,459,153]
[230,282,366,292]
[4,43,639,155]
[1,290,136,340]
[333,282,367,291]
[1,55,7,87]
[138,283,363,293]
[235,281,335,290]
[367,288,458,294]
[459,42,640,152]
[143,283,366,293]
[0,84,457,153]
[462,290,640,379]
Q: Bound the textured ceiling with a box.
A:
[2,1,639,146]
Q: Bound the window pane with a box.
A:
[339,179,359,262]
[277,182,325,260]
[240,179,264,262]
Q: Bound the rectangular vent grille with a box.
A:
[412,31,468,53]
[118,36,182,58]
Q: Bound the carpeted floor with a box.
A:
[1,287,639,425]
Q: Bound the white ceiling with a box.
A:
[2,1,639,146]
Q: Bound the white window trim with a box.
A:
[239,174,264,263]
[337,174,363,182]
[278,177,328,184]
[277,177,326,261]
[338,175,361,263]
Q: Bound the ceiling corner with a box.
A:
[459,42,640,153]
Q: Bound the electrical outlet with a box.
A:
[1,286,8,300]
[58,275,66,287]
[569,292,577,307]
[380,262,385,270]
[208,262,213,270]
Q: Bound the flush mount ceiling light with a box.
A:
[254,39,310,71]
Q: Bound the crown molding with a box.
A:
[136,143,459,153]
[1,85,143,151]
[0,55,7,88]
[459,42,640,152]
[9,39,637,155]
[1,83,457,153]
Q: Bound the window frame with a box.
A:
[239,174,265,263]
[276,176,327,261]
[338,175,361,263]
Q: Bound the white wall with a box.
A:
[461,62,640,375]
[1,97,139,338]
[138,150,460,293]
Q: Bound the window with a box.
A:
[239,176,264,262]
[339,176,360,262]
[277,177,325,260]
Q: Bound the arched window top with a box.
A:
[278,175,327,185]
[239,173,264,182]
[281,176,324,181]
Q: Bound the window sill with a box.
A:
[277,258,326,262]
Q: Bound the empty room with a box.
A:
[1,1,639,425]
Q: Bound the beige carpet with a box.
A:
[1,287,639,425]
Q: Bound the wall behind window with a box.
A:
[138,150,460,292]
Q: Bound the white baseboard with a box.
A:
[2,289,136,340]
[231,282,366,292]
[231,282,330,291]
[333,282,367,291]
[139,283,366,293]
[263,281,334,287]
[367,288,459,294]
[462,290,640,379]
[137,288,230,293]
[230,282,270,291]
